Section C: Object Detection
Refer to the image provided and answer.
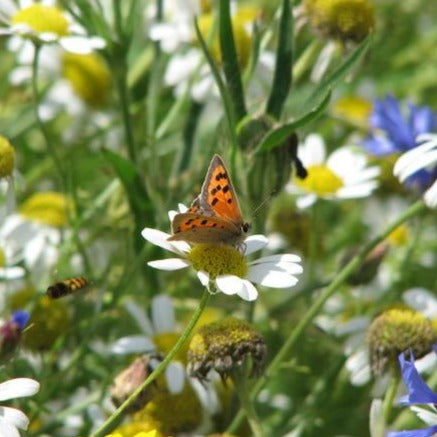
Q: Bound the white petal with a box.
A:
[152,295,175,333]
[249,261,303,276]
[247,266,299,288]
[165,361,185,394]
[424,181,437,209]
[336,182,378,198]
[109,336,155,354]
[296,193,317,209]
[197,271,209,286]
[0,266,25,280]
[0,378,40,401]
[403,288,437,319]
[141,228,188,255]
[0,406,29,430]
[411,406,437,426]
[244,234,269,255]
[0,416,20,437]
[394,139,437,179]
[147,258,190,270]
[215,275,245,295]
[369,399,384,437]
[250,254,302,264]
[123,300,154,335]
[300,134,326,166]
[237,280,259,301]
[396,150,437,182]
[59,35,105,54]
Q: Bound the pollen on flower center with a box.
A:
[295,164,343,195]
[153,332,187,363]
[11,4,69,37]
[187,244,247,279]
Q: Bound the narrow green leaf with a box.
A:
[266,0,293,119]
[256,90,331,153]
[309,36,371,104]
[218,0,247,121]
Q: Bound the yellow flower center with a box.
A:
[187,244,247,279]
[134,384,202,433]
[387,225,409,247]
[332,96,373,127]
[0,136,15,178]
[62,52,111,108]
[19,192,71,227]
[304,0,374,42]
[152,332,188,363]
[295,164,343,196]
[197,8,254,70]
[11,4,69,37]
[105,423,162,437]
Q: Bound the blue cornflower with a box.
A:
[11,310,30,330]
[388,347,437,437]
[363,95,437,191]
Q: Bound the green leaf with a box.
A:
[219,0,247,121]
[102,149,153,226]
[266,0,293,119]
[308,36,371,105]
[255,90,331,154]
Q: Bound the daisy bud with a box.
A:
[19,192,72,227]
[342,242,389,285]
[237,115,273,151]
[367,307,437,376]
[187,317,267,381]
[62,52,111,108]
[0,310,30,364]
[133,383,202,434]
[23,296,71,351]
[0,136,15,179]
[111,355,160,412]
[331,96,373,128]
[105,422,163,437]
[304,0,375,43]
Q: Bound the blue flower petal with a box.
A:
[362,135,398,156]
[12,310,30,329]
[408,104,436,136]
[387,424,437,437]
[398,352,437,406]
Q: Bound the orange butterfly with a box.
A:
[168,155,250,246]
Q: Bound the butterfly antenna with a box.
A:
[251,190,277,219]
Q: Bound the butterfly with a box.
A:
[168,154,250,246]
[46,277,88,299]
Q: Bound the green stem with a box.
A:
[383,369,401,423]
[90,290,211,437]
[115,66,137,164]
[31,44,66,189]
[231,368,264,437]
[227,200,427,432]
[307,201,319,286]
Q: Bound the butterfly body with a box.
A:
[168,155,250,246]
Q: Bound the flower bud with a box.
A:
[367,307,437,375]
[187,317,267,381]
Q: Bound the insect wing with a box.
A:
[197,155,243,224]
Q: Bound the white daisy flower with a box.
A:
[394,133,437,209]
[142,210,303,302]
[286,134,380,208]
[0,377,40,437]
[0,0,105,54]
[110,294,187,395]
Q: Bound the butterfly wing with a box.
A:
[168,212,242,244]
[196,155,244,225]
